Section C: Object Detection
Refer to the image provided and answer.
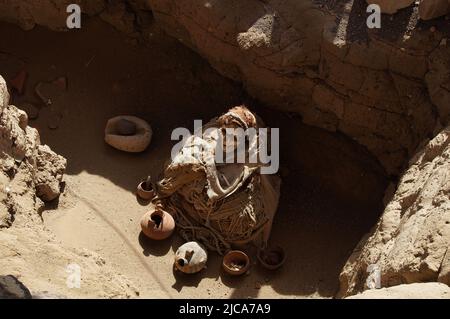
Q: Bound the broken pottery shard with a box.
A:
[0,76,9,110]
[9,69,27,95]
[346,283,450,299]
[104,115,152,153]
[35,76,68,105]
[52,76,68,91]
[419,0,450,20]
[366,0,416,14]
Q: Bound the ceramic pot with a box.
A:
[137,181,155,200]
[105,115,152,153]
[257,246,286,270]
[222,250,250,276]
[140,209,175,240]
[174,242,208,274]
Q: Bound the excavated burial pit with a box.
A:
[0,18,388,298]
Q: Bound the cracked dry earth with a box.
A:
[0,18,388,298]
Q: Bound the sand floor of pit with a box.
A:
[0,18,388,298]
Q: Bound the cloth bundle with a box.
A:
[155,106,281,255]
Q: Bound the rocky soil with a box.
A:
[1,76,137,298]
[338,126,450,297]
[346,282,450,299]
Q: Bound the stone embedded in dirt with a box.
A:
[346,283,450,299]
[338,126,450,297]
[35,76,68,106]
[17,108,28,130]
[0,75,9,109]
[34,145,66,201]
[19,102,39,120]
[0,275,32,299]
[419,0,450,20]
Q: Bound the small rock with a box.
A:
[17,109,28,130]
[440,38,447,47]
[35,76,67,106]
[0,275,32,299]
[19,102,39,120]
[430,26,436,33]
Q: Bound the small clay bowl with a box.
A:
[222,250,250,276]
[257,246,286,270]
[137,181,155,200]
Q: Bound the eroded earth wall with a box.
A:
[338,125,450,297]
[1,76,136,298]
[1,1,449,175]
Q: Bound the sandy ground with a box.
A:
[0,18,387,298]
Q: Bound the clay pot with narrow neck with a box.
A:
[137,181,155,201]
[140,209,175,240]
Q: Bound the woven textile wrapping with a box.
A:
[155,106,281,255]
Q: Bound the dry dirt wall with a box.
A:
[1,0,449,175]
[338,125,450,297]
[147,0,450,176]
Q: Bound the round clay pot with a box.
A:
[105,115,152,153]
[137,181,155,201]
[257,246,286,270]
[140,209,175,240]
[222,250,250,276]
